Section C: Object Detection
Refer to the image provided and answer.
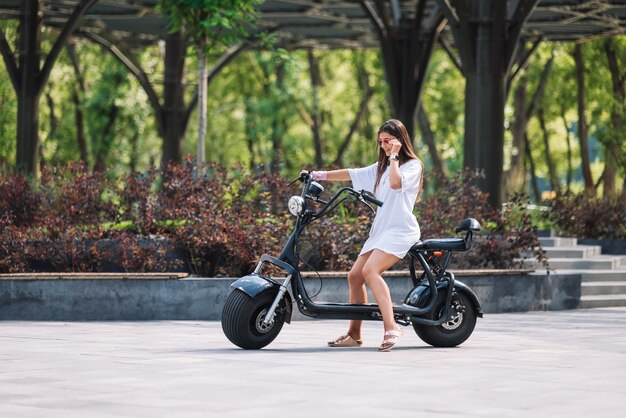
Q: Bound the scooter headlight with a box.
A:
[288,196,305,216]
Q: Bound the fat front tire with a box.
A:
[412,292,477,347]
[221,289,286,349]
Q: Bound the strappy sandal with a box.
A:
[378,328,403,352]
[328,334,363,347]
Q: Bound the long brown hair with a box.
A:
[374,119,421,193]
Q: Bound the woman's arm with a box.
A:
[388,140,403,190]
[388,159,402,189]
[325,169,351,181]
[304,168,351,181]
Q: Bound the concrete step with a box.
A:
[538,237,578,247]
[581,281,626,296]
[543,246,602,259]
[579,294,626,308]
[581,270,626,282]
[524,255,626,270]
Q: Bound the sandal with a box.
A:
[328,334,363,347]
[378,328,403,352]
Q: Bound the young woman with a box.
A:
[303,119,423,351]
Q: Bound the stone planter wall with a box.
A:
[0,270,581,321]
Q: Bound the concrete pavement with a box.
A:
[1,308,626,417]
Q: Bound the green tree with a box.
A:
[158,0,260,172]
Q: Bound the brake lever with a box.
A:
[286,172,310,189]
[361,198,376,214]
[286,177,300,187]
[355,192,376,214]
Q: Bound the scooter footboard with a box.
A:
[229,274,293,323]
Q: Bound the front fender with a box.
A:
[229,274,293,323]
[230,274,280,298]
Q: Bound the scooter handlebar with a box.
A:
[359,191,383,207]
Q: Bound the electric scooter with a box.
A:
[221,172,483,349]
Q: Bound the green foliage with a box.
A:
[417,170,546,269]
[420,50,465,172]
[0,164,548,275]
[158,0,260,49]
[0,64,16,171]
[549,192,626,239]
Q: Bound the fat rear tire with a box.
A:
[221,289,286,349]
[413,291,477,347]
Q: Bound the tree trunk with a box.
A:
[196,42,208,173]
[463,53,506,208]
[41,89,58,169]
[67,42,89,163]
[524,133,541,202]
[538,108,558,192]
[270,62,285,175]
[16,0,42,176]
[93,105,119,173]
[572,44,594,194]
[13,0,97,175]
[442,0,539,207]
[603,39,624,199]
[334,60,373,166]
[307,49,323,167]
[417,106,446,181]
[162,31,186,166]
[562,112,573,193]
[506,75,527,194]
[244,99,256,170]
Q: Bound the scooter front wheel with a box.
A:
[221,289,286,349]
[412,292,477,347]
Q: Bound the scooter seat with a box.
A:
[410,238,468,251]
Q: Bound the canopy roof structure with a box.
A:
[1,0,625,206]
[1,0,626,49]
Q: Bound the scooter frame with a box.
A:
[229,173,483,329]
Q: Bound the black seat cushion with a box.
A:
[410,238,467,251]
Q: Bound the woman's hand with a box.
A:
[389,139,402,155]
[300,169,327,181]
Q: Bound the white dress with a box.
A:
[348,159,422,259]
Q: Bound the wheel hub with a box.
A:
[441,301,465,330]
[255,309,274,334]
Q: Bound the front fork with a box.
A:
[262,273,293,326]
[250,254,297,327]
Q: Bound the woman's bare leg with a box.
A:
[346,253,370,340]
[361,250,402,334]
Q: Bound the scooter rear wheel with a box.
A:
[412,292,477,347]
[221,289,286,349]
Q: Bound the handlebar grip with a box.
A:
[362,193,383,207]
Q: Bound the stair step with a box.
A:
[525,255,626,270]
[538,237,578,247]
[581,281,626,296]
[582,271,626,282]
[543,246,602,258]
[579,294,626,308]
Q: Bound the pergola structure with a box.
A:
[1,0,626,205]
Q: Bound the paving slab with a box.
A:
[1,308,626,417]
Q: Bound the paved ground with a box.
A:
[1,308,626,418]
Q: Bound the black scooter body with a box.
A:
[222,173,484,349]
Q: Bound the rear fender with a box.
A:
[230,274,293,323]
[454,280,483,318]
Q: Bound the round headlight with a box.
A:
[288,196,305,216]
